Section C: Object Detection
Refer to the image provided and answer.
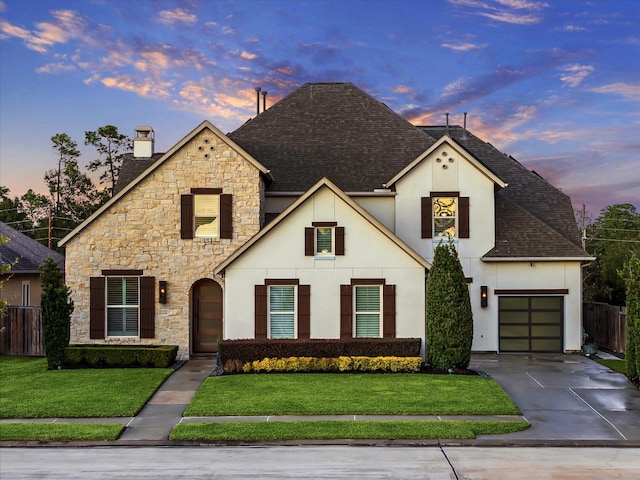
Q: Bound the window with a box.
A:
[106,277,139,336]
[354,285,381,337]
[421,193,469,239]
[194,194,220,237]
[305,223,344,256]
[255,281,310,340]
[316,227,334,255]
[90,272,155,339]
[269,285,296,339]
[340,280,396,339]
[21,281,30,306]
[181,189,232,239]
[433,196,456,239]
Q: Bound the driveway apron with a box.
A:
[470,353,640,441]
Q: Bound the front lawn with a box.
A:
[0,423,123,441]
[0,355,172,418]
[185,373,521,416]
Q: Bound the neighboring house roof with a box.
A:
[420,126,590,260]
[0,222,65,273]
[214,177,431,274]
[60,120,270,247]
[228,82,436,193]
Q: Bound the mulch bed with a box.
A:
[420,365,480,376]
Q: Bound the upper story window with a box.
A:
[433,196,456,239]
[181,188,233,240]
[194,194,220,237]
[421,192,469,240]
[315,226,334,255]
[305,222,344,257]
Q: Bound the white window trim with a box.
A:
[353,285,383,338]
[315,226,335,258]
[105,276,140,338]
[268,284,298,339]
[194,194,221,238]
[433,196,458,241]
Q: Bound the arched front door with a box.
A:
[192,279,223,353]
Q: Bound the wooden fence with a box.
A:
[0,306,44,356]
[583,302,626,354]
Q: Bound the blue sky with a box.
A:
[1,0,638,219]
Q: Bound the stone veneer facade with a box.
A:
[64,127,264,359]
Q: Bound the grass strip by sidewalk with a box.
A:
[185,373,520,416]
[0,423,124,441]
[0,355,172,418]
[170,420,530,441]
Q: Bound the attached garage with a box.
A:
[498,294,565,352]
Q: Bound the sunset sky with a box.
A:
[1,0,638,219]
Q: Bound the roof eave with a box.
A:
[481,256,596,262]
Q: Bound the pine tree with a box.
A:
[40,256,73,369]
[426,242,473,369]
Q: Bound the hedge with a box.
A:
[63,344,178,368]
[219,338,421,366]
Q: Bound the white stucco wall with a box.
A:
[223,186,427,354]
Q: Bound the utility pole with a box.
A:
[580,204,587,251]
[48,206,52,250]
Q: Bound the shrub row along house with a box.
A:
[59,83,592,360]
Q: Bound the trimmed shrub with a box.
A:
[40,256,73,369]
[240,356,422,373]
[621,254,640,382]
[426,242,473,370]
[64,345,178,368]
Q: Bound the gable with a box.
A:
[215,177,430,274]
[59,121,269,247]
[229,83,436,193]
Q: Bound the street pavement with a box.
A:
[1,445,639,479]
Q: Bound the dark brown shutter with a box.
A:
[298,285,311,339]
[340,285,353,339]
[220,194,233,239]
[421,197,432,238]
[180,194,194,239]
[255,285,267,339]
[383,284,396,338]
[305,227,314,256]
[140,276,155,338]
[89,277,106,339]
[459,197,470,238]
[335,227,345,255]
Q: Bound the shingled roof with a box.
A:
[113,152,163,195]
[0,222,65,273]
[229,83,436,192]
[420,126,586,258]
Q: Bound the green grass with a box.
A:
[596,359,627,375]
[185,373,520,416]
[0,355,172,418]
[0,423,123,441]
[170,420,530,441]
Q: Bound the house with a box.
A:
[1,221,65,307]
[59,83,592,359]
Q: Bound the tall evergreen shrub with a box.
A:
[426,242,473,369]
[40,256,73,369]
[621,254,639,381]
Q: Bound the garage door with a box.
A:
[499,296,564,352]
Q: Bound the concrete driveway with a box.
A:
[469,353,640,442]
